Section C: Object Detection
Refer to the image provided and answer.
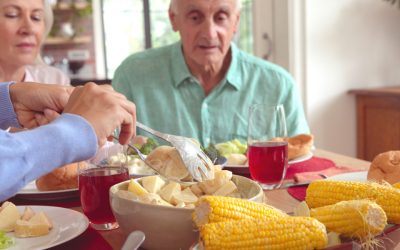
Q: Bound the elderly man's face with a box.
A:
[169,0,240,68]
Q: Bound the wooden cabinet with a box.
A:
[349,87,400,161]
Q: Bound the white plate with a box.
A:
[288,151,313,164]
[6,206,89,250]
[16,181,78,201]
[224,151,313,169]
[326,171,368,182]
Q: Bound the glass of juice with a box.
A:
[247,104,288,190]
[78,142,129,230]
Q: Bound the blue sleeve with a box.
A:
[0,113,97,201]
[0,82,20,129]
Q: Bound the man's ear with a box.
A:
[169,8,178,32]
[233,12,241,33]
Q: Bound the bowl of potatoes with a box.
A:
[110,170,263,250]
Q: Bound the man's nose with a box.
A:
[200,19,218,39]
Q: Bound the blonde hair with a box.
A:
[169,0,242,14]
[43,0,54,39]
[36,0,54,64]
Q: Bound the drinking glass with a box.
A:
[78,143,129,230]
[247,104,288,190]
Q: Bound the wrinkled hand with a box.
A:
[9,82,73,128]
[63,83,136,146]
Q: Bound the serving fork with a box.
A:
[135,122,214,182]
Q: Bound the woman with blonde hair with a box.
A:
[0,0,69,85]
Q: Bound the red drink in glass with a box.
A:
[79,166,129,224]
[247,141,288,184]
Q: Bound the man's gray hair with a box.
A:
[170,0,242,14]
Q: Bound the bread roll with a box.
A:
[145,146,191,180]
[287,134,314,160]
[35,163,79,191]
[368,151,400,184]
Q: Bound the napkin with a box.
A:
[286,156,366,201]
[293,166,360,183]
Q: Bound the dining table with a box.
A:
[75,148,375,249]
[9,148,400,249]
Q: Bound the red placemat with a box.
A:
[227,156,359,201]
[286,157,362,201]
[286,156,336,201]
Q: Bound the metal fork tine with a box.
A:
[197,152,213,170]
[202,150,214,167]
[196,154,212,180]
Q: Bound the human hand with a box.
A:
[9,82,73,128]
[63,83,136,146]
[35,108,61,126]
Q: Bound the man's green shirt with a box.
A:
[113,42,309,146]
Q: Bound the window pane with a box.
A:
[149,0,180,47]
[102,0,253,78]
[235,0,253,54]
[102,0,145,77]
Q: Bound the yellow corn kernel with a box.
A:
[310,200,387,239]
[393,182,400,189]
[199,216,328,250]
[192,196,286,227]
[306,180,400,224]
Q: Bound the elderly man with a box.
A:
[113,0,309,146]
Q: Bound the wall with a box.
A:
[303,0,400,157]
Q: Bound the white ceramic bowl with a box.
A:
[110,175,263,250]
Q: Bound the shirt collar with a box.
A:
[170,41,243,90]
[225,42,243,90]
[171,42,193,88]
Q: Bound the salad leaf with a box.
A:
[126,138,160,156]
[139,138,159,155]
[215,139,247,157]
[0,231,14,249]
[202,144,220,163]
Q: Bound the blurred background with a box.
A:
[42,0,400,159]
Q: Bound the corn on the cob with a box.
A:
[310,200,387,239]
[393,182,400,189]
[199,216,328,250]
[306,180,400,224]
[192,196,286,227]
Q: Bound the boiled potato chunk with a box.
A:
[0,202,20,232]
[213,181,237,196]
[159,182,181,203]
[140,193,173,207]
[15,211,53,238]
[21,206,35,221]
[128,179,149,196]
[226,153,247,165]
[171,188,198,205]
[14,220,49,238]
[29,212,52,229]
[199,170,232,194]
[141,175,166,194]
[190,184,204,197]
